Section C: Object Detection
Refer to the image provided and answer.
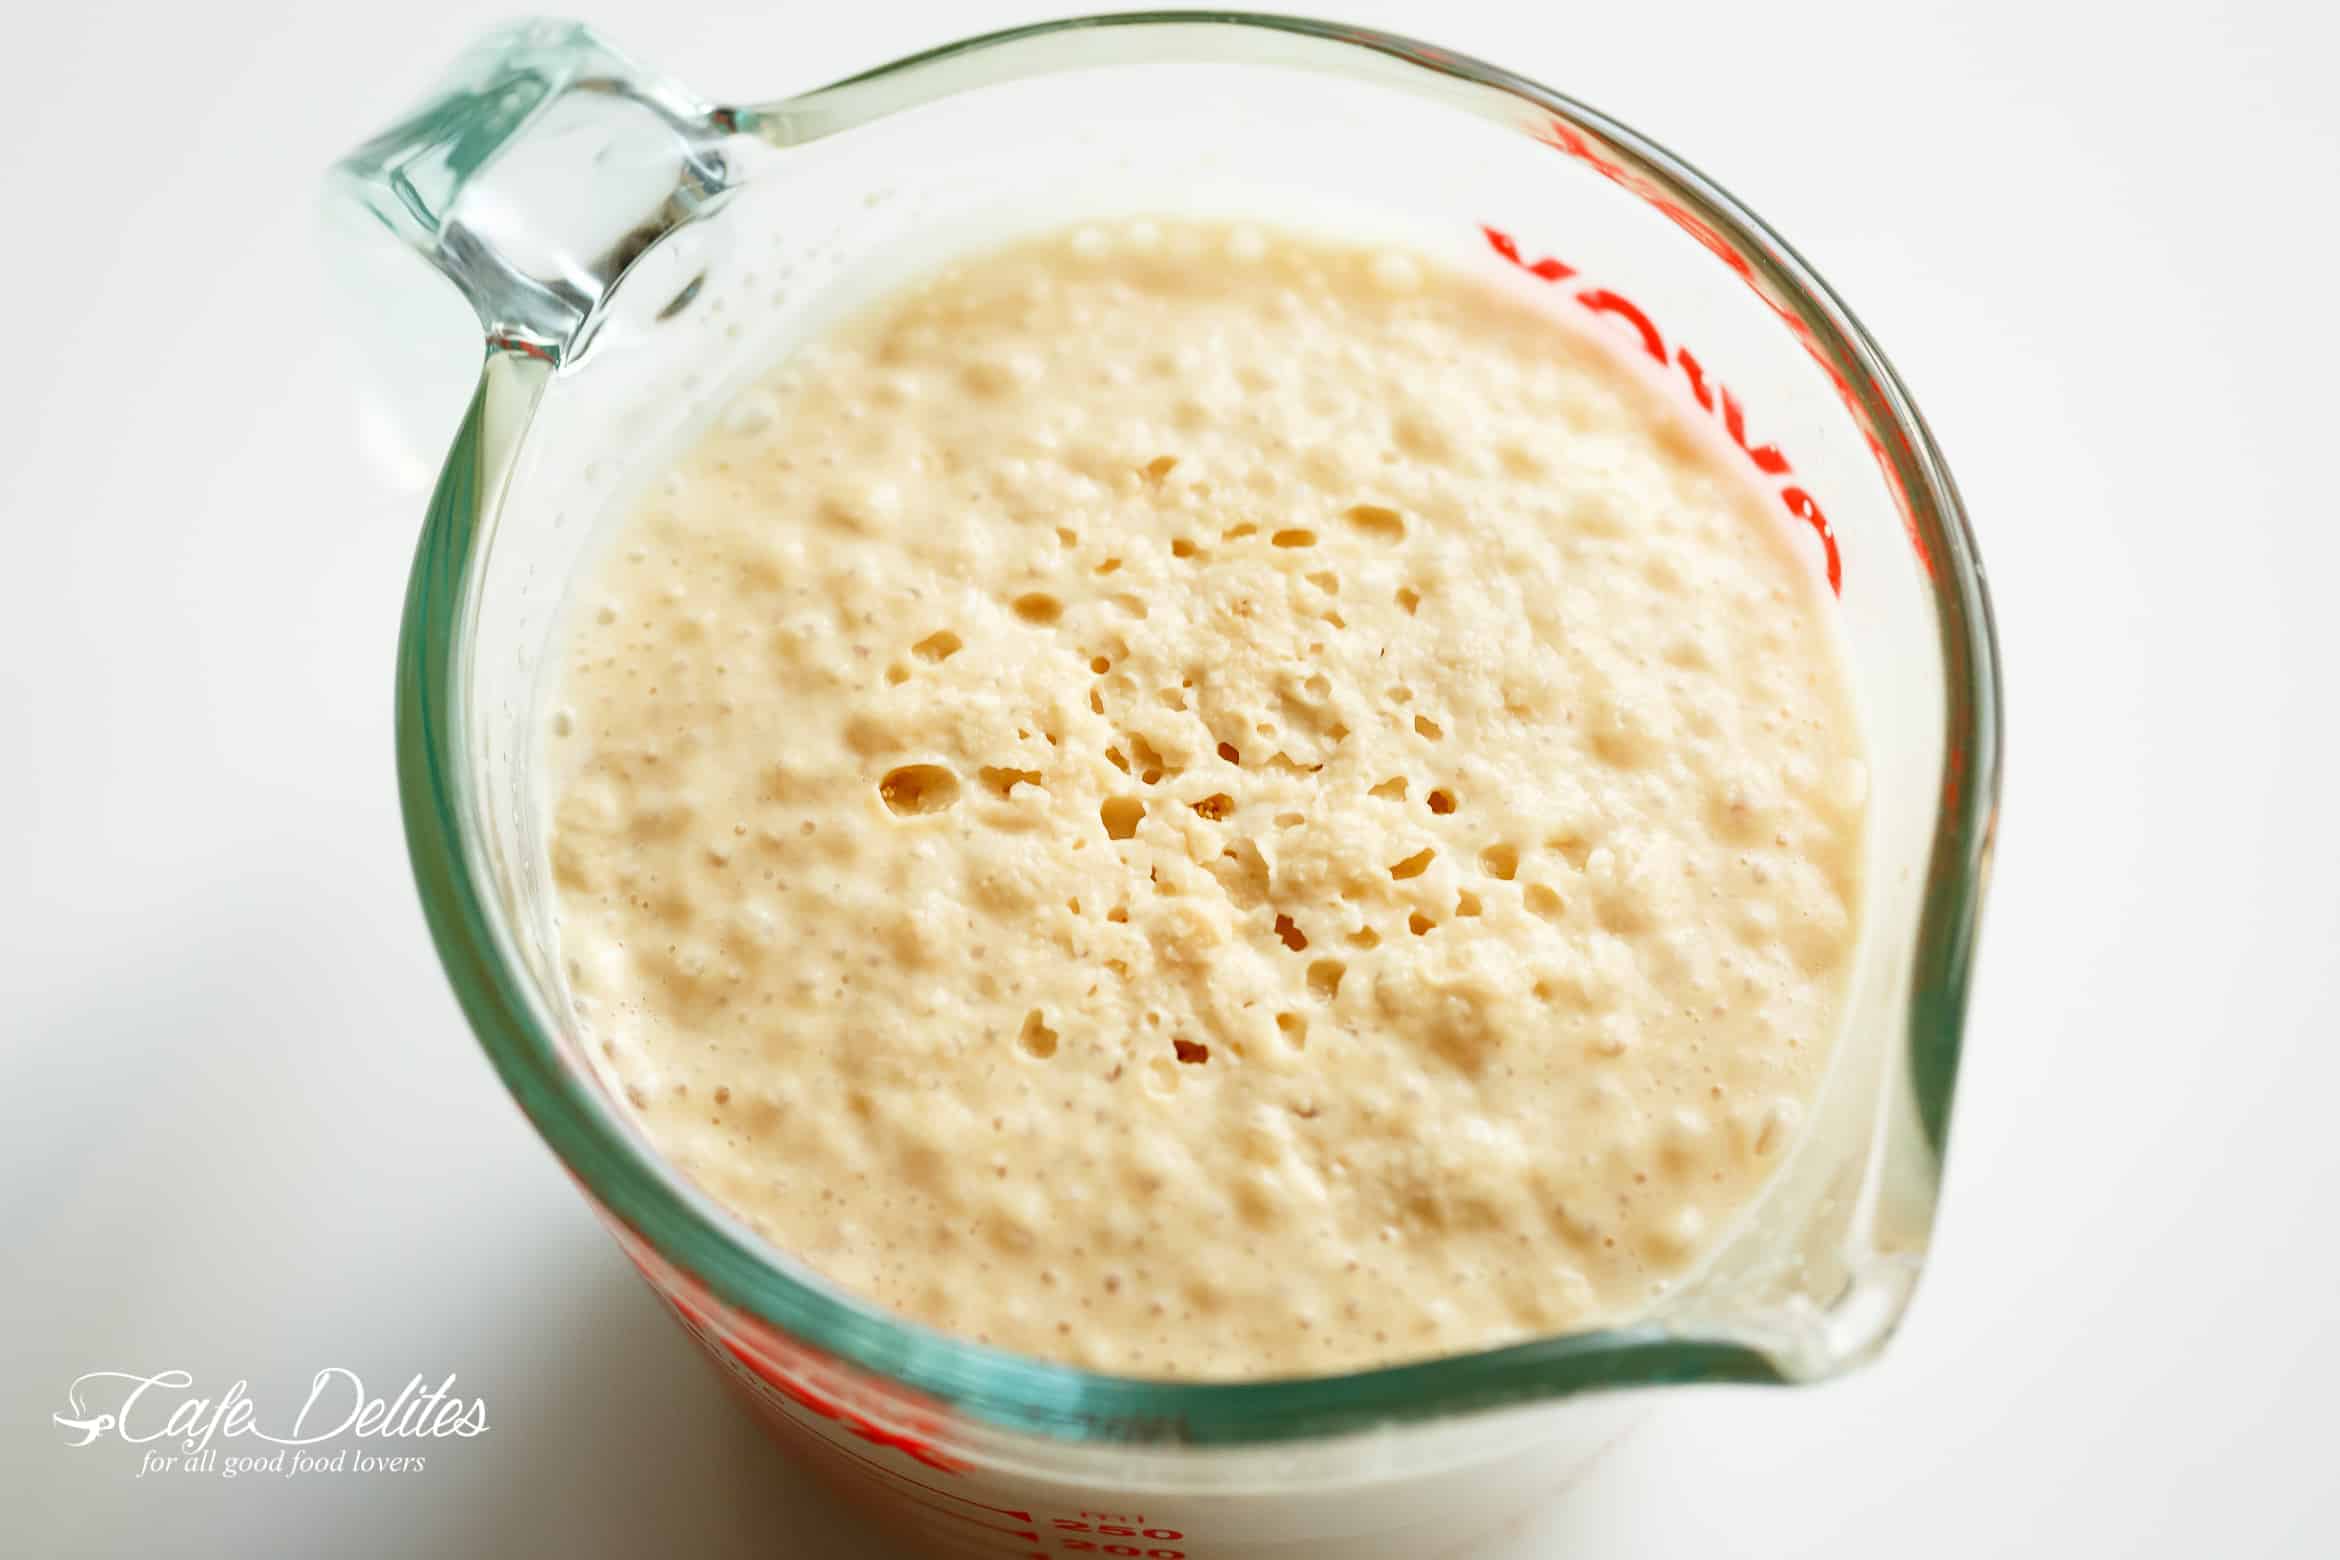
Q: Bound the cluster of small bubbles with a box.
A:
[546,216,1867,1380]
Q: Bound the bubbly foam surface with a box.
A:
[548,222,1866,1378]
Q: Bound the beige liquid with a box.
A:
[547,221,1866,1379]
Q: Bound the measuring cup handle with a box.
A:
[327,18,730,366]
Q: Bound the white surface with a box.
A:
[3,1,2335,1555]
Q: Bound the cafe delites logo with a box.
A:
[55,1369,489,1479]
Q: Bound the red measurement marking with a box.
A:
[900,1497,1036,1538]
[1779,487,1842,594]
[614,1228,967,1475]
[1676,345,1716,411]
[595,1210,1214,1558]
[732,1394,1056,1557]
[1478,223,1575,281]
[1721,386,1791,475]
[1533,117,1756,285]
[714,1332,966,1471]
[1481,223,1844,594]
[1525,116,1935,578]
[487,331,556,363]
[774,1412,1199,1560]
[1575,288,1666,364]
[778,1400,1032,1516]
[776,1409,1040,1527]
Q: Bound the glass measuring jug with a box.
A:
[332,14,2001,1557]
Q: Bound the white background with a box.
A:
[4,1,2336,1555]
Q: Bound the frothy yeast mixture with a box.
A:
[547,221,1867,1379]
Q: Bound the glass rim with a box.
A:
[396,9,2003,1446]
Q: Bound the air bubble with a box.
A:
[1013,593,1063,625]
[1414,715,1444,741]
[1101,796,1145,840]
[1389,848,1435,881]
[1019,1009,1059,1059]
[980,766,1044,798]
[912,629,963,662]
[1274,914,1309,952]
[1480,844,1519,881]
[1427,789,1456,814]
[1346,504,1406,541]
[878,764,959,816]
[1307,960,1345,999]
